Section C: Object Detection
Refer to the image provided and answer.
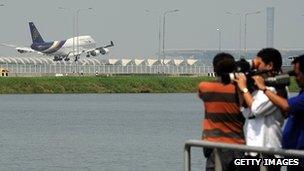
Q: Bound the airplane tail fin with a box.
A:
[29,22,45,44]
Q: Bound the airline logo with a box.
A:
[32,28,40,40]
[43,40,66,54]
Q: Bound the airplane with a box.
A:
[1,22,114,61]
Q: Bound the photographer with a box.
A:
[254,54,304,170]
[234,48,287,171]
[198,53,245,171]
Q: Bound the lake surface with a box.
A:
[0,94,205,171]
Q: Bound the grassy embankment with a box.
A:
[0,76,299,94]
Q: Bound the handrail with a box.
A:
[184,139,304,171]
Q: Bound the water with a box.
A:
[0,94,205,171]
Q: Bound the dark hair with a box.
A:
[292,54,304,73]
[213,53,235,76]
[257,48,282,72]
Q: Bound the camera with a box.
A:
[221,58,291,87]
[221,58,254,85]
[264,74,291,87]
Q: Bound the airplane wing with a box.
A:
[1,43,37,53]
[81,41,114,57]
[101,41,114,49]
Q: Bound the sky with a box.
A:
[0,0,304,58]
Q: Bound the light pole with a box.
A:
[76,8,93,56]
[58,7,76,56]
[216,28,222,52]
[244,11,260,57]
[162,9,179,65]
[58,7,92,58]
[144,10,162,61]
[226,11,242,58]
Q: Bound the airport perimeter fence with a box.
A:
[0,62,293,77]
[0,63,215,77]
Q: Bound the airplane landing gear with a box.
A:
[53,56,62,61]
[86,52,90,58]
[53,55,79,62]
[74,55,80,62]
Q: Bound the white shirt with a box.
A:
[242,87,284,151]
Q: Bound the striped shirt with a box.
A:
[198,81,245,144]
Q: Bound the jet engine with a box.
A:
[17,49,26,53]
[89,48,109,56]
[15,47,35,54]
[90,50,100,56]
[99,48,109,55]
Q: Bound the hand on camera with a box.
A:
[252,76,267,91]
[234,73,247,90]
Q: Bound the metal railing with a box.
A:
[0,62,293,77]
[0,63,215,76]
[184,140,304,171]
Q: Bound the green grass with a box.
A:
[0,75,298,94]
[288,77,299,92]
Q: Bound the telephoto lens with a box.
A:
[264,74,290,87]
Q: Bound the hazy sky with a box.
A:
[0,0,304,58]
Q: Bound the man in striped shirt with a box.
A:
[198,53,245,171]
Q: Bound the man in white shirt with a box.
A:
[234,48,287,171]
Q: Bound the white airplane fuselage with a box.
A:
[10,22,114,61]
[31,35,96,57]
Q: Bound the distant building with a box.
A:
[0,68,9,76]
[165,49,304,66]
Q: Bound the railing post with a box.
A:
[260,154,267,171]
[214,148,222,171]
[184,144,191,171]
